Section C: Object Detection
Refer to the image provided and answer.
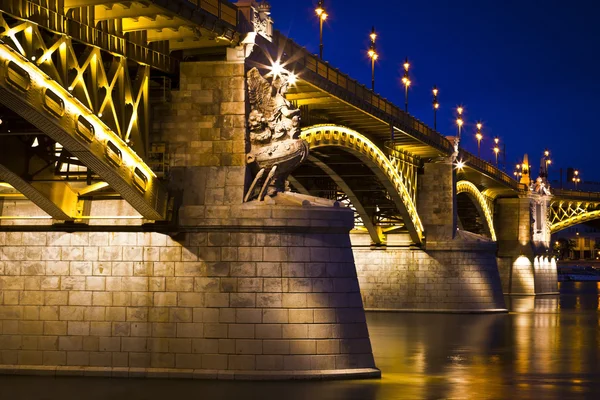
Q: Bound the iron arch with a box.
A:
[550,200,600,233]
[300,125,424,245]
[456,180,497,241]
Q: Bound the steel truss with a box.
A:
[456,180,497,241]
[550,199,600,233]
[0,8,167,221]
[301,124,424,245]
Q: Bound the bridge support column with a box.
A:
[418,161,457,243]
[353,160,506,312]
[496,195,558,295]
[0,57,379,379]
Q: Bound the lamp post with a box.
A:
[475,122,483,158]
[493,137,500,166]
[402,58,410,112]
[573,169,580,190]
[315,1,328,59]
[456,106,464,139]
[432,86,439,130]
[514,164,522,181]
[542,149,552,179]
[368,27,378,91]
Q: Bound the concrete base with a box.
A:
[0,365,380,380]
[354,231,507,313]
[0,193,379,379]
[497,255,558,296]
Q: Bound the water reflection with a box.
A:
[2,284,600,399]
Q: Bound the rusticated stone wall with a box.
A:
[495,198,558,295]
[150,59,247,212]
[353,235,507,312]
[0,202,379,379]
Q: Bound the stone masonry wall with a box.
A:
[0,226,377,377]
[417,162,456,243]
[534,256,558,295]
[495,198,558,295]
[354,245,506,312]
[151,60,247,210]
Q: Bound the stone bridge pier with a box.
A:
[495,195,558,295]
[353,160,507,313]
[0,55,379,378]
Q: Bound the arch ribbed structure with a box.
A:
[550,199,600,233]
[456,180,497,241]
[0,39,166,220]
[300,125,424,245]
[551,211,600,233]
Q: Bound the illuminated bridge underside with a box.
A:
[550,199,600,233]
[1,0,238,72]
[306,155,382,244]
[0,42,166,220]
[300,125,424,245]
[456,180,496,241]
[250,32,453,159]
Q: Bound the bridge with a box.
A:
[0,0,597,379]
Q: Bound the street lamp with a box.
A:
[432,86,439,130]
[493,137,500,166]
[368,27,378,91]
[514,163,523,180]
[315,1,328,59]
[475,122,483,158]
[542,149,551,179]
[456,106,464,138]
[402,58,410,112]
[573,169,581,190]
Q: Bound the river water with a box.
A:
[3,282,600,400]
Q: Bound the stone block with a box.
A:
[228,324,255,339]
[283,355,311,371]
[289,340,316,355]
[282,324,309,339]
[202,354,228,370]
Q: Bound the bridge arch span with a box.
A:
[456,180,497,241]
[0,37,166,220]
[550,200,600,233]
[299,125,424,245]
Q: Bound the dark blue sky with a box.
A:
[269,0,600,184]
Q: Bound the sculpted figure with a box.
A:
[531,176,551,196]
[244,67,309,202]
[450,136,460,162]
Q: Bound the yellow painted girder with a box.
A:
[301,124,424,245]
[0,41,167,220]
[456,180,497,241]
[0,164,78,220]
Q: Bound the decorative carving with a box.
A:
[244,67,309,202]
[450,136,460,162]
[251,1,273,41]
[531,176,551,196]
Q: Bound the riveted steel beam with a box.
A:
[0,42,167,220]
[301,125,424,245]
[0,136,78,220]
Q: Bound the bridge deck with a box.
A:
[253,31,453,159]
[0,0,240,73]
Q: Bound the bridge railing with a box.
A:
[459,149,525,191]
[273,32,454,154]
[553,189,600,202]
[184,0,238,26]
[1,0,178,71]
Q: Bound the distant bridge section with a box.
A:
[550,189,600,233]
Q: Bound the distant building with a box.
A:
[554,225,600,260]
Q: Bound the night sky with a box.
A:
[269,0,600,185]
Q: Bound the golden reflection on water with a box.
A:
[365,282,600,399]
[1,284,600,400]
